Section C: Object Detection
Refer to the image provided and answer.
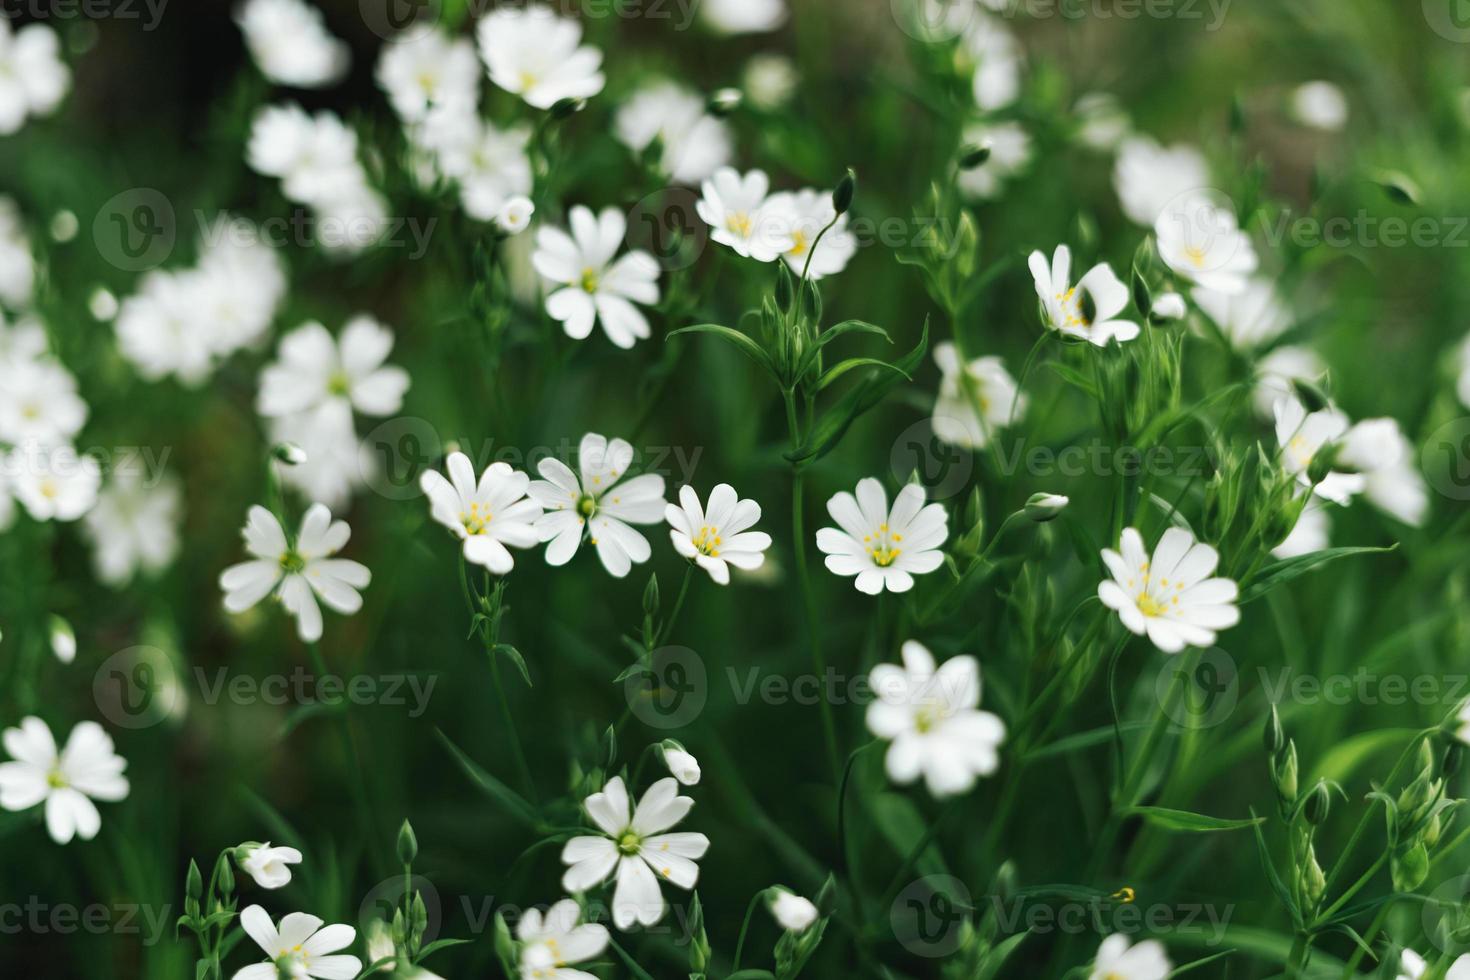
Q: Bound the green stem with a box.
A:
[732,889,767,971]
[655,564,695,648]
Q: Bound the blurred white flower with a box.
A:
[234,905,362,980]
[528,433,667,578]
[816,478,949,595]
[219,504,371,643]
[477,6,605,109]
[1156,193,1258,294]
[116,271,217,386]
[958,14,1021,111]
[248,104,365,204]
[1074,92,1130,150]
[764,188,858,279]
[1454,334,1470,411]
[1253,345,1325,418]
[1098,527,1240,654]
[1151,291,1187,321]
[615,81,733,184]
[0,198,35,307]
[1113,136,1210,226]
[0,356,88,446]
[1274,396,1363,504]
[533,206,661,349]
[701,0,786,33]
[376,28,479,123]
[1291,80,1348,132]
[1193,279,1290,349]
[1029,244,1140,347]
[561,776,710,930]
[0,17,69,136]
[7,443,100,522]
[1398,949,1428,980]
[769,890,818,932]
[1339,417,1429,526]
[660,743,701,786]
[931,341,1024,449]
[666,483,772,585]
[0,307,45,362]
[495,196,535,236]
[421,452,543,574]
[81,470,182,587]
[1272,496,1330,560]
[696,168,793,263]
[0,717,128,845]
[48,615,75,664]
[743,54,798,111]
[516,898,610,978]
[259,317,410,420]
[435,120,534,223]
[239,842,303,890]
[866,641,1005,796]
[235,0,349,89]
[1088,934,1172,980]
[957,121,1031,200]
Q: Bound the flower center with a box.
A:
[274,950,308,978]
[47,769,67,789]
[577,494,598,517]
[461,502,493,535]
[726,212,753,238]
[788,229,809,257]
[280,550,306,573]
[580,267,600,293]
[863,523,903,567]
[327,371,351,397]
[914,703,944,733]
[691,524,722,557]
[1136,593,1168,618]
[617,831,642,856]
[518,70,539,91]
[1183,244,1208,267]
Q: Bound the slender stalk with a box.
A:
[732,889,766,971]
[655,564,695,648]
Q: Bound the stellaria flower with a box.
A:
[529,434,667,578]
[0,717,129,844]
[815,478,948,595]
[1097,527,1240,654]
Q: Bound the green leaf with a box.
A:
[1122,806,1265,833]
[1249,807,1300,925]
[669,323,774,374]
[1166,949,1236,977]
[1240,546,1396,603]
[817,356,910,391]
[1045,361,1098,399]
[976,931,1029,980]
[494,643,532,687]
[793,318,892,386]
[434,729,539,829]
[415,938,472,961]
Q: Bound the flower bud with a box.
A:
[660,741,701,786]
[832,169,856,216]
[1273,739,1299,803]
[494,196,535,236]
[1302,845,1326,906]
[272,442,307,466]
[707,87,742,116]
[642,574,660,616]
[1304,781,1331,825]
[1264,705,1284,755]
[550,97,586,119]
[1446,742,1465,780]
[397,819,418,866]
[1290,378,1330,414]
[769,889,819,932]
[1393,841,1430,892]
[186,859,203,901]
[48,615,75,665]
[958,143,992,169]
[1150,291,1186,322]
[1024,493,1069,523]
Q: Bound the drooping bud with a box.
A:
[272,442,307,466]
[1024,493,1069,523]
[549,97,587,119]
[832,169,856,216]
[707,88,743,117]
[48,615,76,665]
[1290,378,1330,414]
[958,144,991,169]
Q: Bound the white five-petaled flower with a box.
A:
[1273,396,1363,504]
[696,167,793,263]
[233,905,362,980]
[258,317,411,420]
[1254,345,1325,419]
[816,478,949,595]
[561,776,710,931]
[1338,417,1429,527]
[1291,80,1349,132]
[239,842,303,890]
[666,484,772,585]
[0,356,88,446]
[477,6,605,109]
[420,452,543,575]
[957,121,1032,201]
[81,470,182,587]
[247,104,365,205]
[0,16,69,136]
[435,119,534,224]
[1088,934,1172,980]
[1193,279,1290,349]
[931,342,1025,449]
[533,206,661,349]
[866,641,1005,797]
[6,443,101,522]
[376,28,480,124]
[769,890,819,933]
[1029,245,1140,347]
[516,898,611,980]
[235,0,350,89]
[219,504,371,643]
[1098,527,1240,654]
[1155,192,1258,294]
[764,188,858,280]
[0,717,129,845]
[614,81,733,185]
[529,434,667,578]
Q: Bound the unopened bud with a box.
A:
[832,169,856,216]
[1290,378,1330,414]
[1150,291,1186,322]
[549,97,586,119]
[1304,781,1330,826]
[272,442,307,466]
[707,88,742,116]
[186,860,203,901]
[1264,705,1284,755]
[958,144,992,169]
[1024,493,1069,523]
[396,819,418,866]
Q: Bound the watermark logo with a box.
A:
[1422,417,1470,501]
[624,646,707,729]
[93,188,175,272]
[360,416,444,501]
[890,417,974,502]
[359,0,443,39]
[1425,0,1470,42]
[628,188,708,273]
[1155,647,1238,730]
[891,874,972,957]
[93,646,184,730]
[359,875,442,946]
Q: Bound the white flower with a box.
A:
[1098,527,1240,654]
[1088,934,1171,980]
[268,406,374,510]
[1193,279,1289,349]
[1272,496,1330,560]
[666,483,771,585]
[421,452,543,574]
[529,433,666,578]
[816,478,949,595]
[769,890,818,933]
[1155,192,1258,294]
[81,470,182,587]
[312,185,392,254]
[258,317,410,420]
[0,356,88,446]
[376,29,479,123]
[115,271,218,386]
[696,167,794,263]
[1113,136,1210,226]
[1151,291,1187,321]
[957,121,1032,201]
[1457,334,1470,411]
[247,104,365,205]
[1029,244,1140,347]
[7,443,100,522]
[495,196,536,236]
[235,0,349,89]
[516,898,610,979]
[194,220,289,354]
[1074,91,1130,150]
[435,120,534,223]
[477,6,605,110]
[614,82,733,185]
[701,0,787,33]
[560,776,710,931]
[233,905,362,980]
[1398,949,1428,980]
[219,504,371,643]
[959,14,1021,111]
[931,342,1024,449]
[0,717,128,845]
[866,641,1005,796]
[1339,418,1429,527]
[0,307,45,362]
[1273,396,1363,504]
[743,54,797,111]
[1291,81,1348,132]
[764,188,858,280]
[0,17,69,136]
[239,842,303,890]
[533,207,661,349]
[0,197,35,306]
[660,743,701,786]
[1253,345,1325,418]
